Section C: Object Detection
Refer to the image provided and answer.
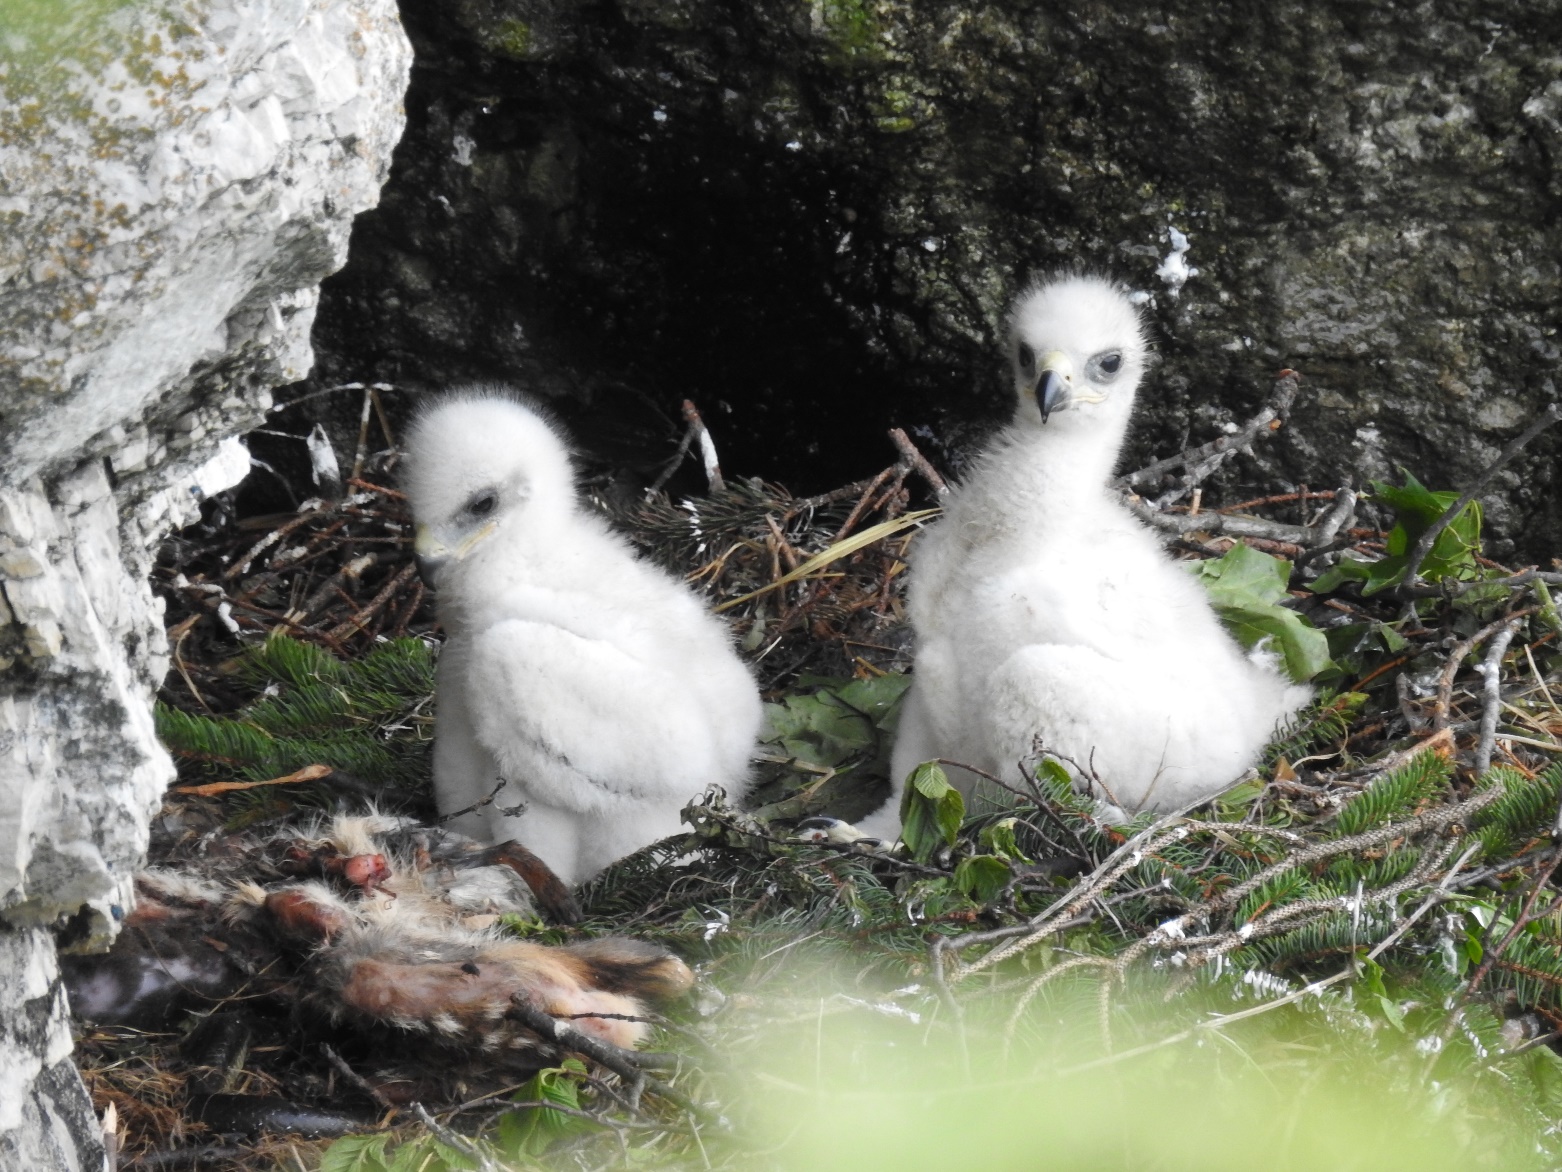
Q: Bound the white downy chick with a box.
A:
[859,275,1310,838]
[403,389,764,885]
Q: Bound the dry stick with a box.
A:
[436,778,508,824]
[1398,403,1562,595]
[645,416,701,497]
[1475,618,1523,774]
[370,386,396,452]
[1312,484,1358,546]
[887,427,950,496]
[1407,565,1562,600]
[790,476,881,513]
[1433,610,1537,731]
[504,997,713,1123]
[1211,489,1334,514]
[349,385,375,483]
[1466,852,1562,998]
[409,1102,501,1172]
[829,467,896,542]
[321,1042,397,1114]
[347,476,408,501]
[1115,370,1300,493]
[294,553,377,622]
[1060,840,1482,1074]
[958,778,1507,983]
[1167,839,1458,975]
[953,810,1213,980]
[1123,502,1313,544]
[222,504,325,580]
[682,400,725,493]
[327,562,418,641]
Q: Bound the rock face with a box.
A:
[0,0,410,1164]
[310,0,1559,556]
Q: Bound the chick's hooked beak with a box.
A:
[1034,350,1073,423]
[414,519,501,586]
[413,524,447,588]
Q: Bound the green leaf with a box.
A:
[953,854,1011,902]
[899,761,964,862]
[1033,758,1074,802]
[979,817,1030,864]
[1537,579,1562,636]
[1377,995,1407,1033]
[1188,543,1332,682]
[760,674,912,775]
[1310,471,1483,597]
[1358,955,1388,999]
[497,1059,590,1159]
[320,1135,393,1172]
[1375,622,1409,652]
[385,1139,478,1172]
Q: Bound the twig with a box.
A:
[1121,502,1313,544]
[1312,484,1357,546]
[959,775,1507,982]
[350,386,374,483]
[1399,402,1562,595]
[682,400,725,493]
[222,503,325,580]
[347,476,407,501]
[829,468,896,542]
[645,416,701,497]
[1434,611,1536,731]
[1401,566,1562,600]
[504,997,715,1123]
[1505,1030,1562,1056]
[887,428,949,497]
[436,778,509,824]
[1060,838,1480,1073]
[1475,618,1522,774]
[321,1043,397,1114]
[1465,851,1562,998]
[410,1102,500,1172]
[1114,370,1300,493]
[327,562,418,641]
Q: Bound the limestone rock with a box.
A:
[0,0,410,1163]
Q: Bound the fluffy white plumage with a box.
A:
[859,275,1309,837]
[403,389,764,885]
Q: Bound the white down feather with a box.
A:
[859,275,1310,838]
[403,389,764,885]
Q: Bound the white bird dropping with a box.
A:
[403,389,764,885]
[858,275,1309,840]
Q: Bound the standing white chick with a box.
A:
[859,275,1309,838]
[403,389,763,885]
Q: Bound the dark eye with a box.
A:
[467,491,498,518]
[1098,352,1122,375]
[1017,343,1035,370]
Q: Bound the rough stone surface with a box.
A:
[0,0,410,1163]
[308,0,1560,556]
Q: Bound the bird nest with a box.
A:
[82,383,1562,1169]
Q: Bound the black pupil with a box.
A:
[1099,353,1122,374]
[1018,344,1035,369]
[470,493,496,516]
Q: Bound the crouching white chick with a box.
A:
[403,389,764,886]
[858,274,1310,840]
